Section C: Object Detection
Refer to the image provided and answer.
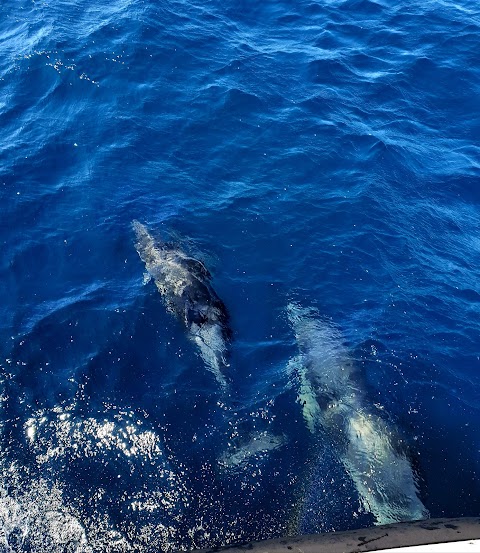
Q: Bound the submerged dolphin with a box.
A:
[218,430,286,470]
[132,220,231,386]
[286,303,429,526]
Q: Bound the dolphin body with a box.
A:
[218,430,286,470]
[132,220,231,386]
[286,303,429,526]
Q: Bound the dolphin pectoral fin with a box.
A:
[285,355,321,434]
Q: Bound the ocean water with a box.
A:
[1,0,480,550]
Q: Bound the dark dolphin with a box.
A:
[133,220,231,386]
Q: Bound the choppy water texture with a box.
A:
[1,0,480,550]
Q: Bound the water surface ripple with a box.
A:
[0,0,479,550]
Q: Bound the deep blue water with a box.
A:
[1,0,480,550]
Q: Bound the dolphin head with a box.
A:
[132,220,151,244]
[132,220,165,267]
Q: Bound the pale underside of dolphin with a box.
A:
[132,220,231,387]
[286,303,429,526]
